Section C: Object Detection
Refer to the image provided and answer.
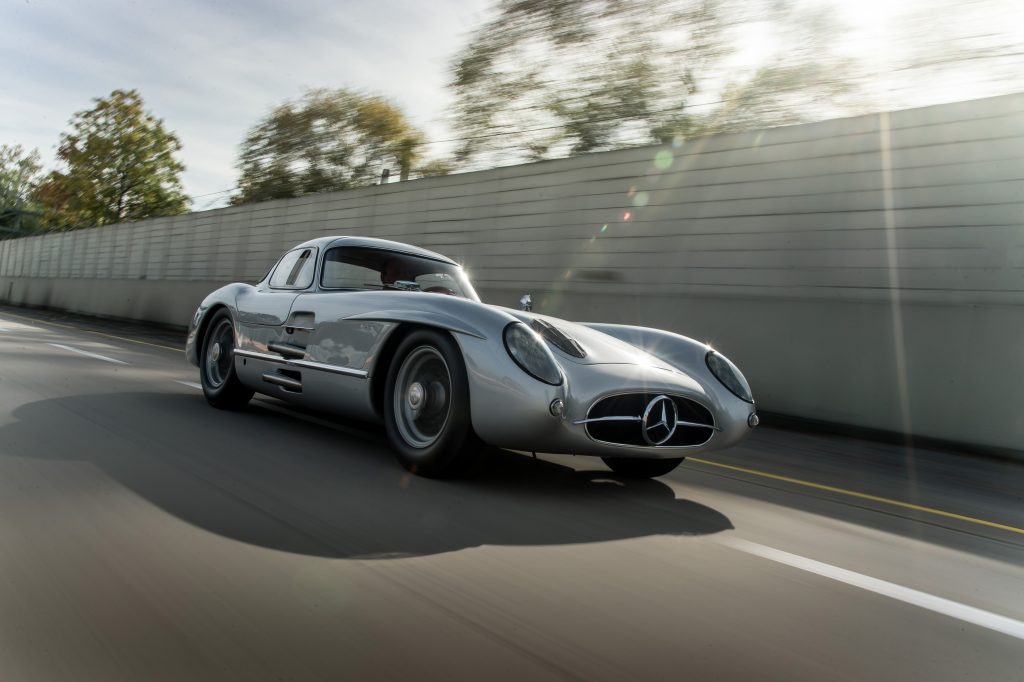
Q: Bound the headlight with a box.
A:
[503,322,563,385]
[706,350,753,403]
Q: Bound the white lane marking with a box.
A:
[715,536,1024,642]
[176,380,203,390]
[48,343,129,365]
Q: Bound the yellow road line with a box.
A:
[0,310,184,353]
[689,457,1024,537]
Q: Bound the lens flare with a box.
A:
[655,150,673,170]
[633,191,649,207]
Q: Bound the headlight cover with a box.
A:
[503,322,563,385]
[706,350,753,403]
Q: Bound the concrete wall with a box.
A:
[2,94,1023,451]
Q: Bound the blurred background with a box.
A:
[2,0,1023,226]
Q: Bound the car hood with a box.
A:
[497,307,673,370]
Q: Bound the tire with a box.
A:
[199,309,254,410]
[602,456,684,478]
[383,329,481,477]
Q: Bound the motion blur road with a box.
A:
[1,305,1022,681]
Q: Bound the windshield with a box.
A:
[320,246,479,301]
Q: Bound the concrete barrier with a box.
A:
[2,93,1023,452]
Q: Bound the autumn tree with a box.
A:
[450,0,1024,167]
[232,89,424,204]
[448,0,734,166]
[689,2,862,137]
[36,89,188,229]
[0,144,44,234]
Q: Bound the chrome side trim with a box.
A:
[288,359,368,378]
[236,349,285,363]
[236,348,369,379]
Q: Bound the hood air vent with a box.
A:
[531,319,586,359]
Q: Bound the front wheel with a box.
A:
[602,456,684,478]
[384,329,480,477]
[199,309,254,410]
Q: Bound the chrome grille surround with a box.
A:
[575,392,717,448]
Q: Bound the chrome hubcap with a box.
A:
[407,382,424,409]
[393,346,452,450]
[204,319,234,389]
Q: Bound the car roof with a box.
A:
[291,236,457,265]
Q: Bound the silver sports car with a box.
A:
[186,236,758,478]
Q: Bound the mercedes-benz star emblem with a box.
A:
[641,395,678,446]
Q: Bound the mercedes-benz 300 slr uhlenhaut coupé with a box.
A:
[186,236,758,478]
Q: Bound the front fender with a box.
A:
[343,308,490,340]
[581,323,710,375]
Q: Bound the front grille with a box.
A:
[584,393,714,447]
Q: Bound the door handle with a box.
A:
[285,310,316,334]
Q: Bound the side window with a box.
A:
[321,255,379,289]
[269,248,316,289]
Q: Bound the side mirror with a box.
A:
[519,293,533,312]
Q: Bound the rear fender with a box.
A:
[185,284,251,366]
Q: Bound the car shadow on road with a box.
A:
[0,391,732,559]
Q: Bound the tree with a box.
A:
[448,0,734,166]
[447,1,871,165]
[232,89,424,205]
[690,3,862,137]
[0,144,44,235]
[450,0,1024,167]
[37,89,188,229]
[414,158,456,178]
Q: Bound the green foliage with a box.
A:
[691,3,860,137]
[414,158,457,178]
[37,89,188,229]
[0,144,44,235]
[449,0,732,166]
[232,89,424,205]
[448,0,874,165]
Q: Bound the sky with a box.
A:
[3,0,1021,210]
[1,0,492,209]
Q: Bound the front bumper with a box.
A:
[459,334,755,460]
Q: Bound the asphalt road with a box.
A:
[1,305,1022,681]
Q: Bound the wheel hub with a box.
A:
[407,381,424,409]
[211,342,221,362]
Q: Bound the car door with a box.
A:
[281,246,397,420]
[235,246,317,356]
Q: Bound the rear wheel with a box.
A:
[602,457,683,478]
[384,329,480,477]
[199,309,253,410]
